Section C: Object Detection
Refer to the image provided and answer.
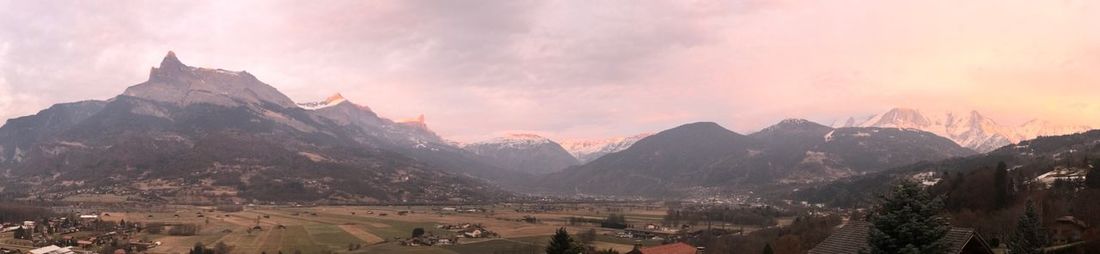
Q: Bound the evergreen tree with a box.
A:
[994,161,1010,209]
[1009,201,1048,254]
[867,181,950,254]
[762,243,775,254]
[1086,159,1100,189]
[546,227,583,254]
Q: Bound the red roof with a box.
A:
[640,242,697,254]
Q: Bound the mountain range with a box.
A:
[462,134,579,175]
[0,52,509,203]
[540,119,975,197]
[0,52,1094,202]
[835,108,1091,152]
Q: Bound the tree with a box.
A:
[867,181,950,254]
[412,227,426,238]
[546,228,584,254]
[1009,201,1048,254]
[1086,159,1100,189]
[994,161,1010,209]
[762,243,775,254]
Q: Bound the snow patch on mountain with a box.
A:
[467,133,554,150]
[560,133,652,163]
[298,93,348,110]
[837,108,1092,152]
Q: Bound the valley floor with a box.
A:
[80,203,683,254]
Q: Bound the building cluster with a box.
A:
[1,213,159,254]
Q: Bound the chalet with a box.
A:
[808,221,994,254]
[1050,216,1088,245]
[624,242,700,254]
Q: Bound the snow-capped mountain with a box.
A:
[297,93,349,110]
[559,133,652,163]
[835,108,1092,152]
[464,133,579,174]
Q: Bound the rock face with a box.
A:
[123,51,298,108]
[837,108,1092,152]
[542,119,974,197]
[464,134,580,175]
[0,52,506,203]
[559,133,651,163]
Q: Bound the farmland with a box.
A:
[81,203,674,254]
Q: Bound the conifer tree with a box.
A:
[546,227,584,254]
[762,243,774,254]
[994,161,1010,209]
[867,181,950,254]
[1009,200,1048,254]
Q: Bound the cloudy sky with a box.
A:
[2,0,1099,142]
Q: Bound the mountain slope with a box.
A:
[795,129,1100,208]
[300,94,535,189]
[0,52,505,203]
[542,120,974,197]
[544,122,755,196]
[837,108,1092,152]
[464,134,580,175]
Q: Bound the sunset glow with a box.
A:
[2,0,1099,142]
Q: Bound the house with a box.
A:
[1050,216,1088,245]
[808,221,994,254]
[625,242,699,254]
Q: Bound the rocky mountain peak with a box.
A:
[124,51,298,108]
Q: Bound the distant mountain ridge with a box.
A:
[541,119,973,197]
[559,133,652,163]
[463,133,579,175]
[835,108,1091,152]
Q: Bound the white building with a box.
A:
[29,245,77,254]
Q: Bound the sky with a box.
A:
[1,0,1099,142]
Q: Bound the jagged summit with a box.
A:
[160,51,184,69]
[123,51,298,108]
[838,107,1092,152]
